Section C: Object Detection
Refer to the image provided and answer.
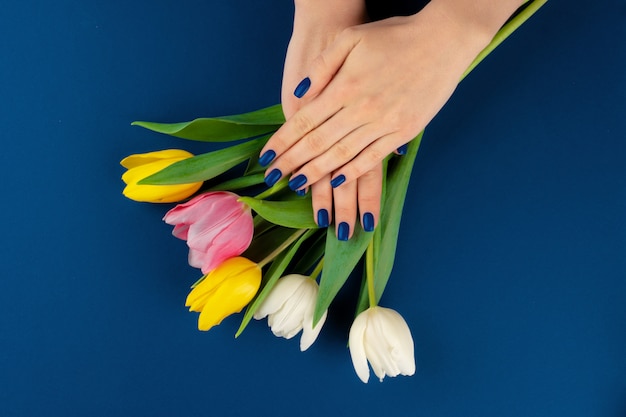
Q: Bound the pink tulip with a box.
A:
[163,192,254,274]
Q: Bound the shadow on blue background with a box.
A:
[0,1,624,416]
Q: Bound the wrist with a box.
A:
[427,0,525,45]
[293,0,367,30]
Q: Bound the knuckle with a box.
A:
[276,152,298,172]
[333,141,355,161]
[302,161,324,183]
[312,53,329,74]
[366,147,385,164]
[293,113,315,135]
[304,130,328,154]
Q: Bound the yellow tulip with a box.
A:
[121,149,202,203]
[186,257,261,331]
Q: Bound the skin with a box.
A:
[271,0,526,239]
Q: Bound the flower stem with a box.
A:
[309,258,324,282]
[461,0,548,80]
[366,239,377,308]
[258,228,307,269]
[254,178,289,200]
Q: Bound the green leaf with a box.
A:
[313,224,373,325]
[292,232,326,274]
[242,226,300,265]
[236,229,316,337]
[139,136,266,185]
[239,196,318,229]
[131,104,285,142]
[206,173,265,192]
[354,131,424,315]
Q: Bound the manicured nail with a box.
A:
[294,77,311,98]
[317,209,329,228]
[330,174,346,188]
[264,168,282,187]
[337,222,350,241]
[296,188,307,197]
[362,212,375,232]
[258,150,276,167]
[397,144,408,155]
[288,174,308,191]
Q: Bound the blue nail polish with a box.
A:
[397,144,408,155]
[258,150,276,167]
[363,212,375,232]
[337,222,350,241]
[296,188,307,197]
[330,174,346,188]
[317,209,329,228]
[294,77,311,98]
[264,168,282,187]
[288,174,308,191]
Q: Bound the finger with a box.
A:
[393,143,409,156]
[289,121,387,189]
[259,94,341,173]
[332,177,358,241]
[357,165,383,233]
[281,110,371,190]
[330,131,408,189]
[258,29,360,168]
[311,175,332,228]
[293,27,361,100]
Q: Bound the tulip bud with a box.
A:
[348,306,416,383]
[254,274,327,351]
[186,257,261,331]
[163,192,254,274]
[121,149,202,203]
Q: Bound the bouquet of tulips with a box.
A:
[120,1,545,383]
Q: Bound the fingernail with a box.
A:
[296,188,307,197]
[337,222,350,241]
[397,144,408,155]
[294,77,311,98]
[258,150,276,167]
[264,168,282,187]
[317,209,329,228]
[362,212,375,232]
[288,174,308,191]
[330,174,346,188]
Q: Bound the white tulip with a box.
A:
[253,274,327,351]
[348,306,416,383]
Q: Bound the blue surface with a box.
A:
[1,1,624,416]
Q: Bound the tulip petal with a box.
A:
[163,192,254,273]
[349,310,371,383]
[301,306,326,352]
[365,308,400,381]
[122,156,202,203]
[191,258,261,331]
[120,149,195,169]
[253,274,306,320]
[198,269,260,331]
[377,307,415,377]
[267,280,310,338]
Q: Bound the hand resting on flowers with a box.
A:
[261,0,525,238]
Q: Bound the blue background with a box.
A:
[1,1,624,416]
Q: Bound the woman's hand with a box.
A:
[279,0,382,239]
[262,0,523,191]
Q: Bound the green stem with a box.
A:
[257,228,307,269]
[309,258,324,282]
[462,0,548,80]
[366,238,377,308]
[254,178,289,200]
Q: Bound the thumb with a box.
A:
[292,28,360,100]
